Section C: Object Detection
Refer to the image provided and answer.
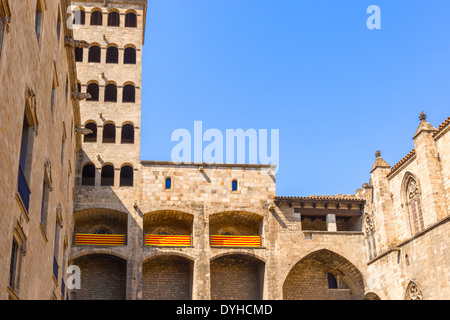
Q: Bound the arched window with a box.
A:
[81,163,95,186]
[124,47,136,64]
[327,273,338,289]
[120,165,133,187]
[232,180,238,191]
[124,12,137,27]
[84,122,97,142]
[88,45,101,63]
[107,11,120,27]
[122,84,135,103]
[106,46,118,63]
[102,123,116,143]
[121,124,134,144]
[75,47,83,62]
[73,9,85,25]
[101,165,114,186]
[86,83,99,101]
[90,10,102,26]
[104,83,117,102]
[407,177,424,233]
[165,178,172,190]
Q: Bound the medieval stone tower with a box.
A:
[71,0,147,300]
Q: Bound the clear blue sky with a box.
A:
[140,0,450,197]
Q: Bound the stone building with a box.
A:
[0,0,82,300]
[0,0,449,300]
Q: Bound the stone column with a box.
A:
[192,203,211,300]
[326,214,337,232]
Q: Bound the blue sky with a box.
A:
[140,1,450,196]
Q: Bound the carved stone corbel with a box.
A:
[64,36,89,48]
[71,92,91,101]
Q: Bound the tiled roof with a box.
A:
[433,117,450,139]
[387,149,416,178]
[275,195,364,202]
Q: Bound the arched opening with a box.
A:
[107,11,120,27]
[120,165,133,187]
[75,47,83,62]
[124,12,137,27]
[106,46,118,64]
[143,255,193,300]
[88,45,101,63]
[209,211,263,247]
[121,124,134,144]
[90,10,102,26]
[101,164,114,186]
[73,9,85,25]
[104,83,117,102]
[102,123,116,143]
[124,47,136,64]
[122,84,135,103]
[83,122,97,143]
[210,254,265,300]
[81,163,95,186]
[70,254,126,300]
[363,292,381,300]
[143,210,193,240]
[86,83,99,101]
[283,249,365,300]
[404,175,425,234]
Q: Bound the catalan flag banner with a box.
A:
[74,233,126,246]
[210,235,261,247]
[145,235,191,247]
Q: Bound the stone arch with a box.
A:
[73,207,128,236]
[143,210,194,236]
[69,253,126,300]
[142,254,194,300]
[401,171,425,234]
[282,249,365,300]
[210,253,265,300]
[405,280,424,300]
[363,291,382,300]
[209,211,264,236]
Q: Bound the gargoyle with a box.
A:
[65,36,89,48]
[72,92,91,101]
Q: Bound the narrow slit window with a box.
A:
[165,178,172,190]
[232,180,238,191]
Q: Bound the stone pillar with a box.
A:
[326,214,337,232]
[413,112,448,222]
[192,204,211,300]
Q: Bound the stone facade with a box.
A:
[0,0,81,300]
[0,0,449,301]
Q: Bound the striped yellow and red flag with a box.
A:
[210,235,261,247]
[145,234,191,247]
[74,233,126,246]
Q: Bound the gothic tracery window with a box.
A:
[407,178,424,234]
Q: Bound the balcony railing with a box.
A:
[17,166,31,212]
[53,256,59,281]
[210,235,262,247]
[74,233,126,246]
[145,234,191,247]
